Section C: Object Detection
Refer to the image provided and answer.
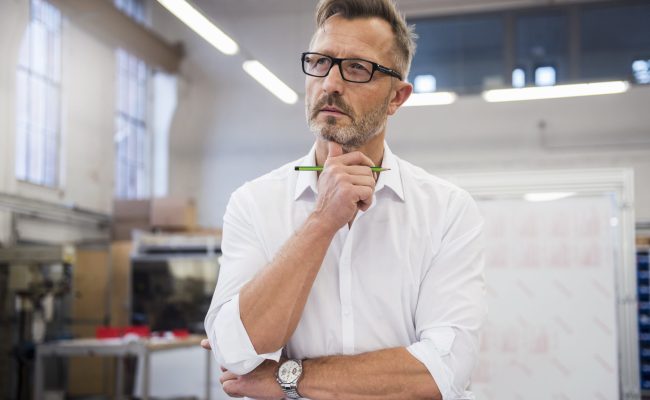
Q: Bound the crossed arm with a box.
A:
[205,143,483,399]
[201,339,440,400]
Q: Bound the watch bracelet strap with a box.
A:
[280,383,301,399]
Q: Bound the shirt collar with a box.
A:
[293,142,405,202]
[375,143,405,202]
[294,144,318,201]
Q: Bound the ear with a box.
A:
[387,81,413,116]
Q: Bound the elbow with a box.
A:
[249,335,284,356]
[412,380,442,400]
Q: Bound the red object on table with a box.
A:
[172,329,190,338]
[95,326,121,339]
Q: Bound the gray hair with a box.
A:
[312,0,417,79]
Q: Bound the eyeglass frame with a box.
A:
[301,52,403,83]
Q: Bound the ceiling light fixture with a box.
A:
[156,0,238,55]
[523,192,576,202]
[483,81,629,103]
[403,92,457,107]
[242,60,298,105]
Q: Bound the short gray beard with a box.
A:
[306,94,389,151]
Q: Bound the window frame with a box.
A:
[15,0,63,188]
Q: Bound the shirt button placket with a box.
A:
[339,228,355,354]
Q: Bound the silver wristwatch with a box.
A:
[276,359,303,399]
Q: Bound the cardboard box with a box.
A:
[112,199,151,221]
[110,241,132,327]
[112,199,152,240]
[69,248,111,396]
[111,221,150,241]
[150,197,197,230]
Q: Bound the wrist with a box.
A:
[306,210,340,237]
[277,359,304,399]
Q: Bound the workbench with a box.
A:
[34,335,211,400]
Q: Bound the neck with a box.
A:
[315,133,386,167]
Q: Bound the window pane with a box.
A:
[115,48,149,199]
[15,122,28,180]
[44,135,57,186]
[16,70,29,121]
[516,12,569,85]
[30,77,46,131]
[45,82,60,132]
[28,131,45,184]
[581,4,650,81]
[16,0,61,187]
[30,20,48,77]
[409,15,504,93]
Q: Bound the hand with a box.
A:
[200,338,212,350]
[220,360,284,399]
[315,141,377,230]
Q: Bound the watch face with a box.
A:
[278,360,302,384]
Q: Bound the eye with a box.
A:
[305,55,324,64]
[349,62,370,73]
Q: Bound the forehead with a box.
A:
[310,15,395,62]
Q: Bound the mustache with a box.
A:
[310,95,354,119]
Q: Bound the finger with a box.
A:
[335,151,375,168]
[200,339,212,350]
[222,380,243,398]
[327,141,343,159]
[344,165,378,178]
[220,366,227,372]
[346,175,376,189]
[357,187,374,211]
[219,371,238,385]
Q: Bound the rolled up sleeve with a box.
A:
[204,185,282,375]
[409,190,487,399]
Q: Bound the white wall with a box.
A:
[176,7,650,228]
[0,1,117,214]
[0,0,207,244]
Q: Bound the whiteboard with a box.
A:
[445,169,639,400]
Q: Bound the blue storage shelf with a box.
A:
[638,248,650,396]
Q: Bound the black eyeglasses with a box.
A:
[301,52,402,83]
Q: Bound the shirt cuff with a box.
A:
[406,327,456,400]
[212,294,282,375]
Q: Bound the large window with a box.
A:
[114,0,150,199]
[581,3,650,81]
[115,49,150,199]
[409,15,503,93]
[516,12,569,86]
[408,1,650,93]
[15,0,62,187]
[114,0,146,25]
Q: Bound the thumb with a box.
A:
[327,141,343,159]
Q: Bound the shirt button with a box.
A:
[343,307,351,316]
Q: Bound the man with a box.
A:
[204,0,486,399]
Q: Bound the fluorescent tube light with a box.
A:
[156,0,238,55]
[524,192,576,202]
[243,60,298,105]
[403,92,457,107]
[483,81,629,103]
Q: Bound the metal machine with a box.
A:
[0,246,76,400]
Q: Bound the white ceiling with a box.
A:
[150,0,611,90]
[191,0,609,19]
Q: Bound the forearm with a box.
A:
[300,347,441,400]
[239,212,337,354]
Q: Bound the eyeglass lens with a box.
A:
[303,53,374,83]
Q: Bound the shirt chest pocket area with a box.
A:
[350,234,429,322]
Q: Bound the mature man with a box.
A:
[204,0,486,399]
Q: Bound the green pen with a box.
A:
[294,166,390,172]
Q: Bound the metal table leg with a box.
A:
[34,347,44,400]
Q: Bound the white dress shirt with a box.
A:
[205,143,486,400]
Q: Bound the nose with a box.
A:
[321,63,345,96]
